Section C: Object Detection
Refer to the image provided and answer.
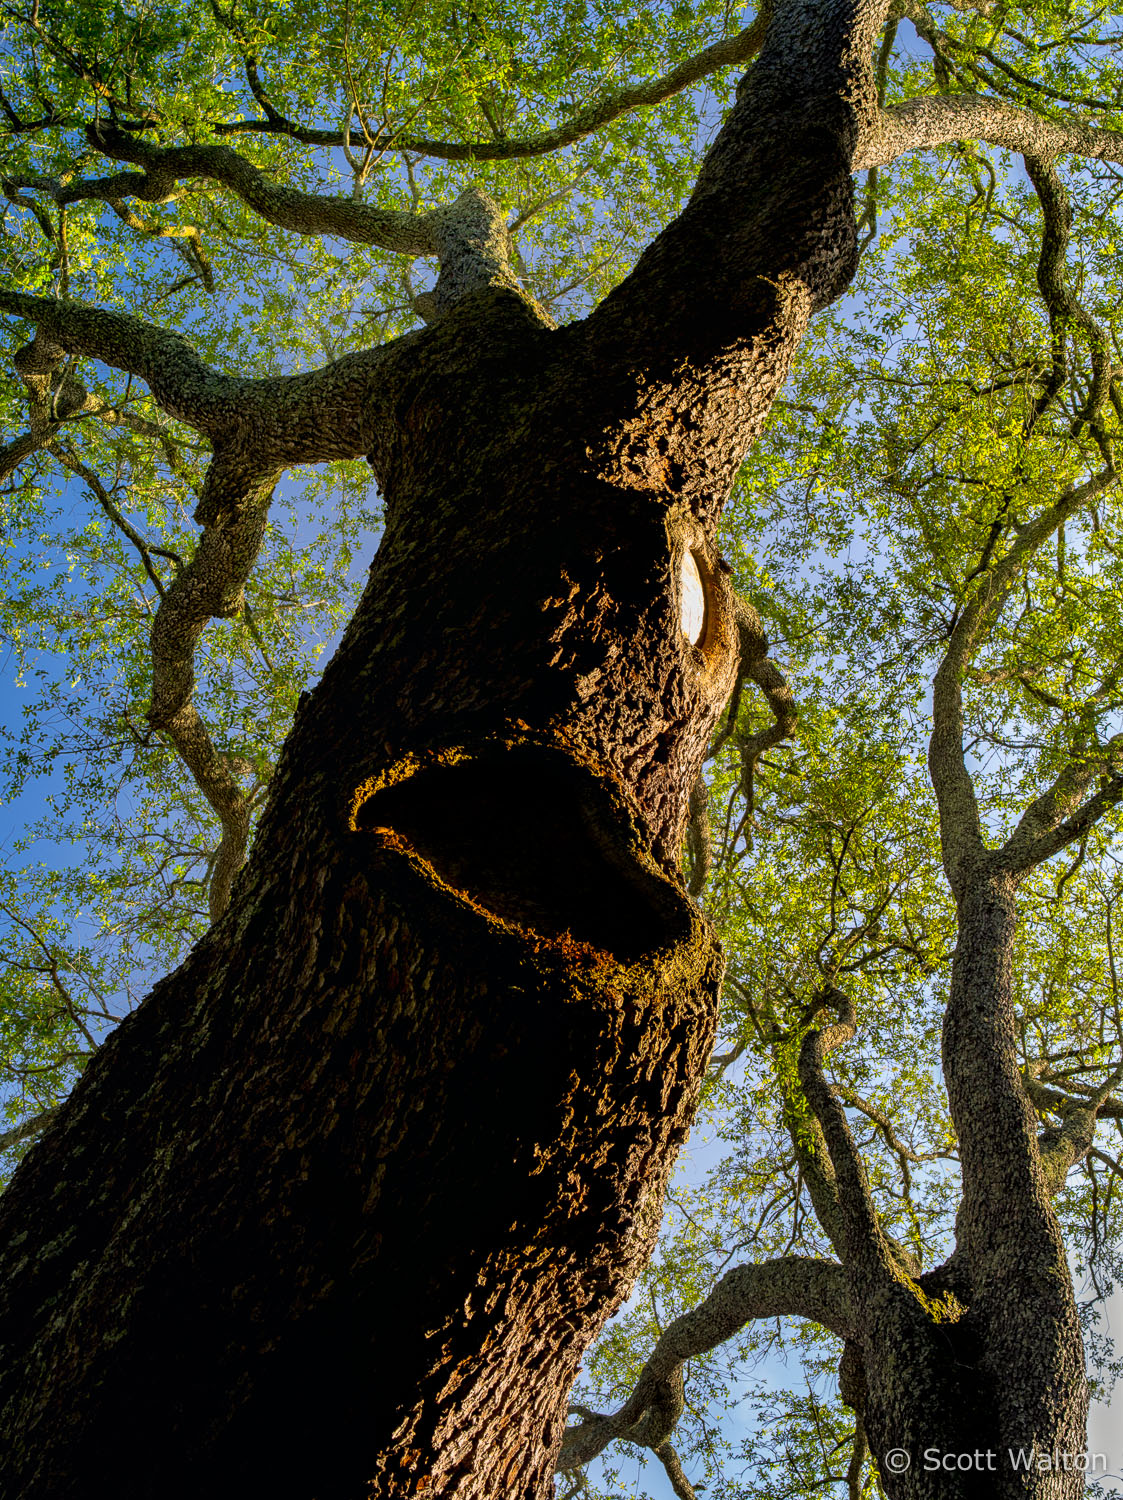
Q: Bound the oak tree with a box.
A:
[1,1,1122,1498]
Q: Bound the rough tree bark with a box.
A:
[3,0,1102,1496]
[0,2,878,1494]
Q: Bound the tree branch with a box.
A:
[556,1256,851,1473]
[858,93,1123,173]
[0,1107,58,1155]
[1,286,424,469]
[1025,1065,1123,1196]
[69,123,437,251]
[797,986,906,1288]
[204,11,774,161]
[0,288,236,432]
[929,467,1116,894]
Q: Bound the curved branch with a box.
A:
[797,986,902,1288]
[144,452,279,919]
[68,124,436,252]
[1,287,422,468]
[0,289,235,431]
[1022,152,1113,436]
[205,12,773,161]
[10,142,559,328]
[556,1256,851,1473]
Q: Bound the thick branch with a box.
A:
[653,1441,699,1500]
[858,93,1123,172]
[1,288,419,466]
[143,452,278,918]
[1003,759,1123,875]
[685,774,711,897]
[0,289,235,431]
[425,189,551,324]
[0,427,43,482]
[552,0,884,526]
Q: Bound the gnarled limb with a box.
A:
[0,289,237,432]
[1021,154,1113,438]
[143,452,279,918]
[0,287,426,456]
[64,124,437,251]
[556,1255,852,1473]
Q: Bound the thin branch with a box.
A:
[205,10,774,160]
[0,1106,58,1154]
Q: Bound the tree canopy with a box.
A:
[2,0,1123,1495]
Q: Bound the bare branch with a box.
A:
[556,1256,851,1473]
[205,11,774,161]
[0,1107,58,1155]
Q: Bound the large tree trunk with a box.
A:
[851,868,1088,1500]
[0,291,736,1500]
[0,2,882,1495]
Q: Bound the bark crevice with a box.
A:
[350,744,692,963]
